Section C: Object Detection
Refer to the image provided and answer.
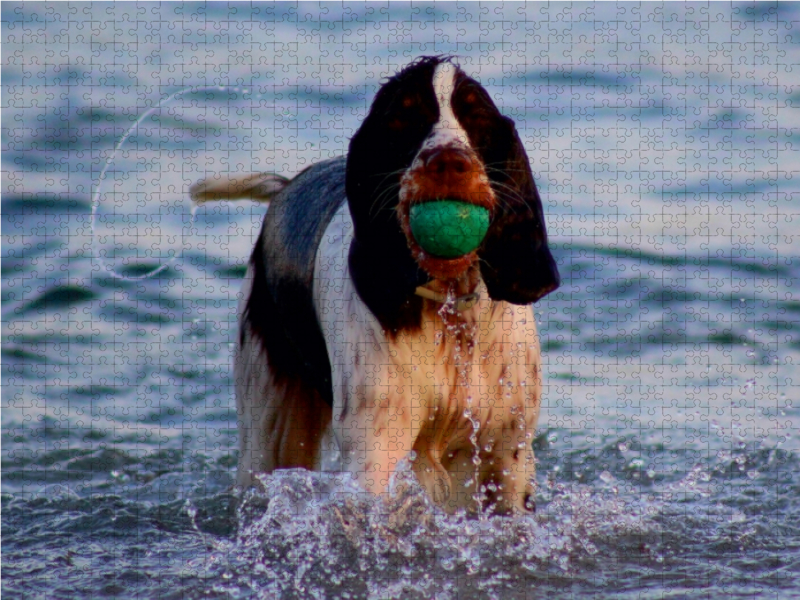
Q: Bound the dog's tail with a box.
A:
[189,173,290,205]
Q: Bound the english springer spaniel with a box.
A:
[193,56,560,514]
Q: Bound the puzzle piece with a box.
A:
[2,3,800,598]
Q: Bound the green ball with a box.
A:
[409,200,490,259]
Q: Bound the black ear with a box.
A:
[478,125,560,305]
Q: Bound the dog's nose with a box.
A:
[422,147,473,175]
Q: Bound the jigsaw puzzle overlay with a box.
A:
[3,3,799,598]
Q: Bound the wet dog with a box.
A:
[193,56,559,514]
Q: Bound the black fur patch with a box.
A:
[449,70,560,304]
[242,158,348,407]
[344,57,444,331]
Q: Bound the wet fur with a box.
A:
[230,57,559,514]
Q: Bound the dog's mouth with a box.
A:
[399,199,490,280]
[397,147,495,280]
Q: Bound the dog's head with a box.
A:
[345,56,559,305]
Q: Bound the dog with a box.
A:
[192,56,560,514]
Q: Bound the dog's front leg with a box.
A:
[333,381,421,495]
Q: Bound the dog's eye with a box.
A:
[387,96,433,134]
[455,86,493,121]
[460,104,491,125]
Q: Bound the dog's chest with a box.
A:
[388,295,541,427]
[314,203,542,429]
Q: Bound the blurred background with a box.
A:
[3,3,799,598]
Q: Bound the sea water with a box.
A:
[3,4,799,598]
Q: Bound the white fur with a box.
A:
[418,62,471,153]
[233,265,268,488]
[313,201,542,512]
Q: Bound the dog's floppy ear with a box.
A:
[478,123,560,305]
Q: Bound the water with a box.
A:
[3,3,800,598]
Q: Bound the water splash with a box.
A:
[90,85,252,281]
[437,284,485,507]
[195,457,664,598]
